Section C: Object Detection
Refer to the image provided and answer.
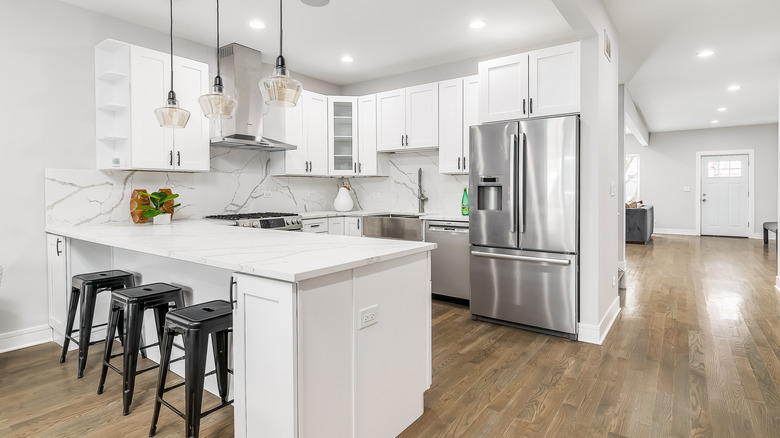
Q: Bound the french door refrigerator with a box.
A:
[469,115,579,340]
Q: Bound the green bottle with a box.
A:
[461,187,469,216]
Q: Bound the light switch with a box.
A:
[609,181,616,197]
[683,186,691,192]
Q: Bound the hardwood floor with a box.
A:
[1,235,778,437]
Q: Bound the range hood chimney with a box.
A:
[209,43,296,151]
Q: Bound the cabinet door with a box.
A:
[478,53,529,123]
[328,97,358,176]
[345,217,362,237]
[529,42,580,117]
[172,56,210,171]
[405,83,438,149]
[462,75,480,174]
[357,94,378,176]
[268,102,307,176]
[438,79,463,174]
[328,217,345,235]
[376,89,406,152]
[129,46,172,169]
[305,92,329,176]
[47,234,68,337]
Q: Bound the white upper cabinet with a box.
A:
[478,42,580,123]
[529,42,580,117]
[95,39,209,172]
[328,96,359,176]
[377,83,438,152]
[439,75,479,175]
[268,90,329,176]
[357,94,378,176]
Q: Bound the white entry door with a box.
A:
[700,154,749,237]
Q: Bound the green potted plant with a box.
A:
[137,190,180,225]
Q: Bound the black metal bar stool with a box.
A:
[97,283,185,416]
[60,270,135,378]
[149,300,233,438]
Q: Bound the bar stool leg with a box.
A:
[97,301,122,394]
[184,329,210,438]
[77,285,98,378]
[60,287,81,363]
[152,305,171,355]
[211,330,230,403]
[122,301,144,416]
[150,328,175,437]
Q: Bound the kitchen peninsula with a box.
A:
[45,220,435,438]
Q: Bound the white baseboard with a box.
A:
[617,260,627,271]
[578,295,621,345]
[653,228,698,236]
[751,232,776,240]
[0,325,52,354]
[776,276,780,293]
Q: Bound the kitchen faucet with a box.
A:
[417,168,428,214]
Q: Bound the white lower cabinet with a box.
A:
[345,217,362,237]
[232,252,431,438]
[328,217,345,235]
[47,234,68,338]
[302,218,329,233]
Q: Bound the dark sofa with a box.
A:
[626,205,654,243]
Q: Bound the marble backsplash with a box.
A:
[45,148,468,226]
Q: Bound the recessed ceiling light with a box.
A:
[728,85,741,91]
[469,20,486,29]
[341,55,353,63]
[711,120,719,124]
[697,50,714,57]
[302,0,329,5]
[249,20,266,29]
[717,107,727,112]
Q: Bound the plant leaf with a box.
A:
[142,210,162,218]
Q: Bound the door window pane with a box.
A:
[707,159,742,178]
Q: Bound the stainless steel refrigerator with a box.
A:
[469,115,579,340]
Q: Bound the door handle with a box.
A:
[354,163,357,173]
[463,157,466,170]
[405,135,409,146]
[471,251,571,266]
[509,134,517,233]
[519,133,526,233]
[702,199,707,203]
[522,98,526,115]
[401,135,405,146]
[359,162,362,174]
[229,277,237,309]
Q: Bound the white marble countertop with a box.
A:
[46,220,435,283]
[300,211,470,223]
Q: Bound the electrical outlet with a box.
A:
[359,305,379,329]
[262,191,272,198]
[372,189,382,198]
[308,191,316,197]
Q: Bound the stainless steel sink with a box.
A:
[362,214,424,241]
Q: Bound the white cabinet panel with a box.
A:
[345,217,362,237]
[357,94,378,176]
[172,57,210,171]
[438,79,463,174]
[462,75,479,173]
[479,53,529,123]
[268,91,328,176]
[328,217,345,235]
[529,42,580,117]
[376,89,406,151]
[328,97,358,176]
[306,92,329,176]
[405,83,438,149]
[302,218,329,233]
[128,45,171,170]
[47,234,68,338]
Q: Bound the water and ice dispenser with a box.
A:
[476,175,502,211]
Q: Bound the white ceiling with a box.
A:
[59,0,780,133]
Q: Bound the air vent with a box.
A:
[219,44,234,59]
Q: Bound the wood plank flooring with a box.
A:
[1,235,778,437]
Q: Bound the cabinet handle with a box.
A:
[463,157,466,170]
[401,135,405,146]
[457,157,460,170]
[405,135,409,146]
[354,163,357,173]
[359,162,362,174]
[229,277,237,309]
[56,238,62,256]
[310,224,320,228]
[523,99,526,115]
[169,150,173,166]
[529,98,533,114]
[357,219,360,230]
[177,151,181,167]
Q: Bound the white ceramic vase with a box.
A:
[152,213,172,225]
[334,187,353,212]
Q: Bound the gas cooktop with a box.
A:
[204,212,302,231]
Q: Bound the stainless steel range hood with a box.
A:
[209,43,296,151]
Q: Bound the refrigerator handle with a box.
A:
[519,133,526,233]
[509,133,517,234]
[471,251,571,266]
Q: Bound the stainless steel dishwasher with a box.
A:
[425,220,470,301]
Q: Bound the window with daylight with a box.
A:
[707,160,742,178]
[625,154,640,202]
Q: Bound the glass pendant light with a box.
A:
[259,0,303,107]
[155,0,190,128]
[198,0,237,118]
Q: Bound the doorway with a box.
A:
[697,152,752,237]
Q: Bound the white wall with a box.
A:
[625,124,778,236]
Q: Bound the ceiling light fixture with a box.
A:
[249,20,266,29]
[711,120,719,124]
[728,85,741,91]
[696,50,714,57]
[469,20,486,29]
[199,0,238,119]
[154,0,190,128]
[259,0,303,107]
[717,107,727,112]
[341,55,353,63]
[301,0,330,5]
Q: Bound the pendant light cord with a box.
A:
[216,0,220,76]
[169,0,174,93]
[279,0,283,57]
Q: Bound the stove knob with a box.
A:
[241,222,250,227]
[286,218,293,225]
[296,218,302,224]
[252,220,260,228]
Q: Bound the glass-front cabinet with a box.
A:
[328,96,358,176]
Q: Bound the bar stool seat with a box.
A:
[97,282,185,416]
[150,300,233,438]
[60,270,135,378]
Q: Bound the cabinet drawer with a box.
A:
[302,218,329,233]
